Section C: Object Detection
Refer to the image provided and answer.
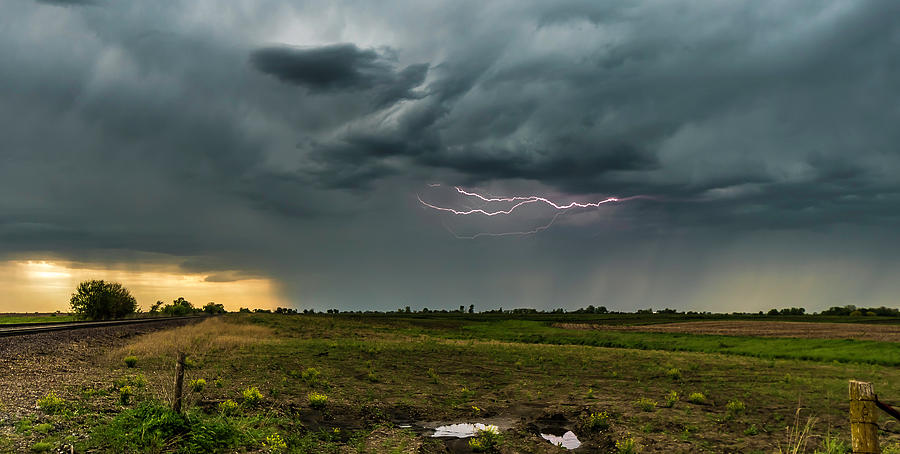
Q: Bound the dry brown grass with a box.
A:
[116,317,275,360]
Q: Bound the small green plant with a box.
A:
[190,378,207,393]
[218,399,239,415]
[263,432,288,453]
[119,385,134,405]
[687,392,706,404]
[123,355,138,368]
[663,391,679,408]
[580,411,610,432]
[615,435,638,454]
[726,399,745,415]
[33,423,52,434]
[308,392,328,409]
[882,442,900,454]
[468,425,502,452]
[586,387,594,398]
[301,367,320,384]
[365,371,379,382]
[242,386,263,406]
[665,368,682,380]
[426,368,439,383]
[744,424,759,436]
[31,442,53,452]
[635,397,657,412]
[36,391,65,414]
[214,378,224,388]
[814,434,848,454]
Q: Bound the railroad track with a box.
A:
[0,316,205,337]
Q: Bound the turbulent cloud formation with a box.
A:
[2,0,900,312]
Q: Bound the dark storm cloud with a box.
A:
[251,43,427,106]
[3,0,900,312]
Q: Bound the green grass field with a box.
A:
[6,313,900,453]
[0,314,76,324]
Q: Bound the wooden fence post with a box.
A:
[850,380,880,454]
[173,351,186,414]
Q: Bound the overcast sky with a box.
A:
[2,0,899,312]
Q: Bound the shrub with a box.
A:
[36,392,65,414]
[119,386,134,405]
[664,391,679,408]
[162,297,197,316]
[635,397,657,412]
[190,379,207,393]
[203,302,227,314]
[123,356,138,368]
[308,392,328,409]
[218,399,239,415]
[69,280,137,320]
[688,392,706,404]
[580,411,610,432]
[468,425,502,452]
[615,435,638,454]
[242,387,263,406]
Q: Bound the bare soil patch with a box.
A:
[555,320,900,341]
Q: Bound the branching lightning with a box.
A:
[418,185,644,238]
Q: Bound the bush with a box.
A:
[308,392,327,409]
[123,356,138,368]
[36,392,65,414]
[69,280,138,320]
[242,387,263,406]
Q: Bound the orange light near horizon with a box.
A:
[0,260,288,313]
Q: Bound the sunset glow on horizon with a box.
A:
[0,260,287,313]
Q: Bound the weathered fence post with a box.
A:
[849,380,880,454]
[173,351,186,413]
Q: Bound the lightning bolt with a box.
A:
[418,185,644,238]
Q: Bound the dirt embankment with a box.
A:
[555,320,900,342]
[0,319,197,417]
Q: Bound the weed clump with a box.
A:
[190,378,207,393]
[33,423,52,434]
[663,391,679,408]
[301,367,320,384]
[31,442,52,452]
[93,400,240,452]
[635,397,657,412]
[580,411,610,432]
[123,355,138,368]
[242,387,263,406]
[468,425,501,452]
[118,385,134,405]
[615,435,638,454]
[687,392,707,404]
[263,433,287,453]
[36,392,65,414]
[308,392,328,409]
[665,368,682,380]
[726,399,745,415]
[219,399,239,415]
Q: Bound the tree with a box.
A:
[162,297,196,316]
[468,304,475,314]
[69,280,138,320]
[203,302,226,314]
[149,300,164,314]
